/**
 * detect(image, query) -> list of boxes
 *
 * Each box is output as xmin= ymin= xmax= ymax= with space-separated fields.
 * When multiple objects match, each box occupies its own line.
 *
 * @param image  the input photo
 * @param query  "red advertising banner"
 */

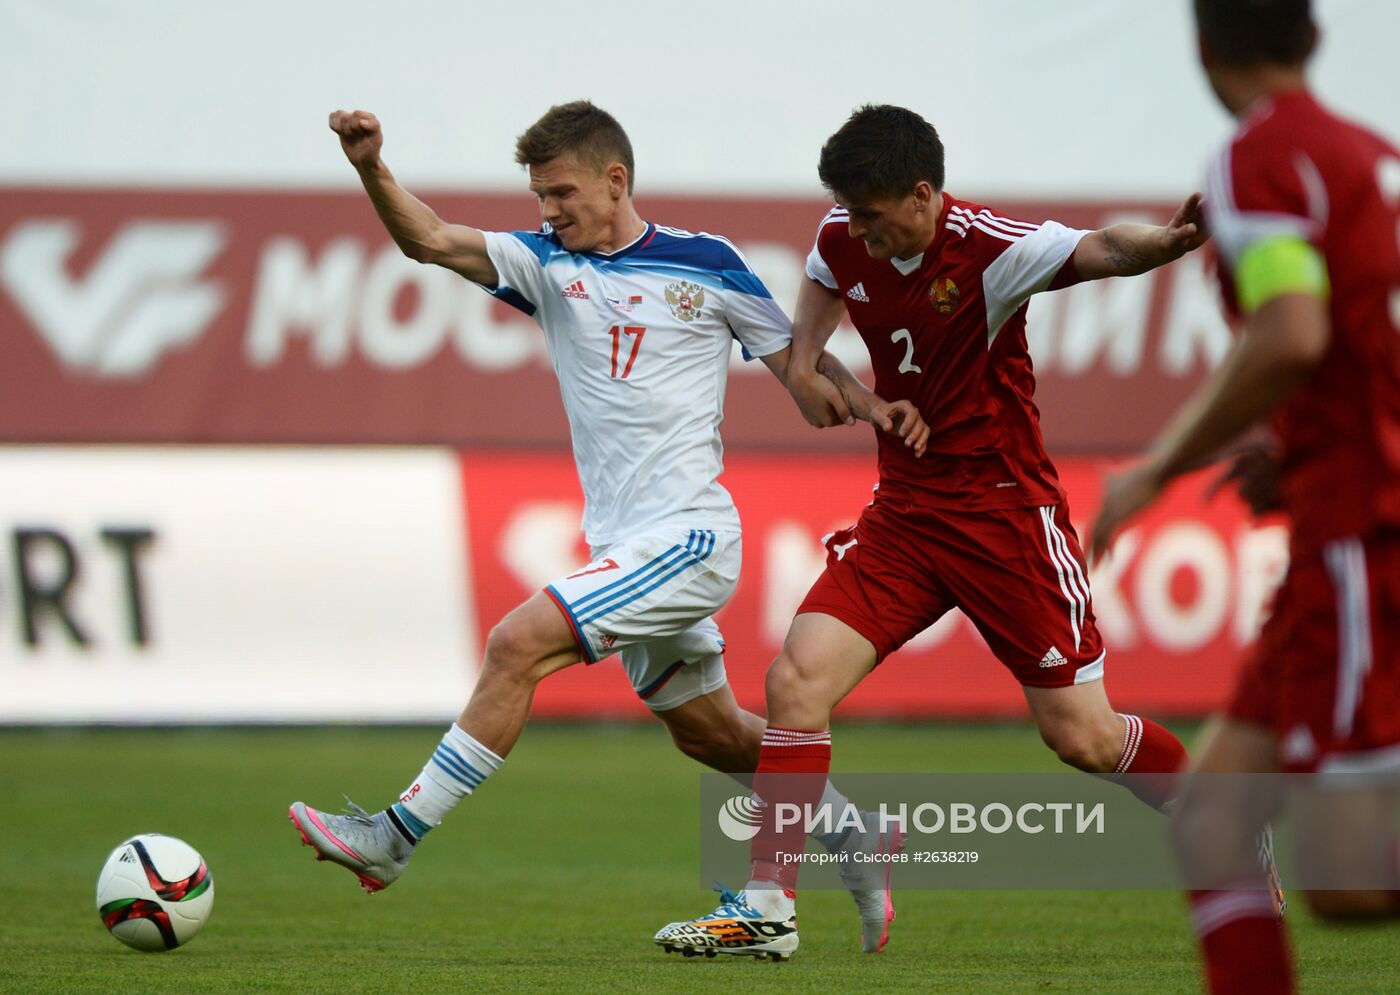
xmin=0 ymin=188 xmax=1230 ymax=452
xmin=461 ymin=453 xmax=1287 ymax=719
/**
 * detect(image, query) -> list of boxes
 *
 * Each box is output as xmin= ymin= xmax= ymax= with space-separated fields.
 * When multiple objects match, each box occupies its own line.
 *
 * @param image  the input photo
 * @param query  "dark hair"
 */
xmin=1193 ymin=0 xmax=1315 ymax=67
xmin=515 ymin=100 xmax=636 ymax=193
xmin=817 ymin=104 xmax=945 ymax=205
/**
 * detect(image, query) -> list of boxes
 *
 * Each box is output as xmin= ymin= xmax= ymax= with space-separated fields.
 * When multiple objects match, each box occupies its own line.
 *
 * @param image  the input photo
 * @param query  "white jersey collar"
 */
xmin=890 ymin=252 xmax=924 ymax=276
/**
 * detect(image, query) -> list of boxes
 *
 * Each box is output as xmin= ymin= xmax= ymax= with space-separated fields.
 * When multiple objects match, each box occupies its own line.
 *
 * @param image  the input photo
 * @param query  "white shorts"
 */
xmin=544 ymin=527 xmax=740 ymax=712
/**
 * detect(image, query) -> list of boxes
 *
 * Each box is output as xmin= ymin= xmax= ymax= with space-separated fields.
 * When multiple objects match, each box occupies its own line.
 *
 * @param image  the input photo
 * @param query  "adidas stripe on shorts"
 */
xmin=544 ymin=527 xmax=740 ymax=712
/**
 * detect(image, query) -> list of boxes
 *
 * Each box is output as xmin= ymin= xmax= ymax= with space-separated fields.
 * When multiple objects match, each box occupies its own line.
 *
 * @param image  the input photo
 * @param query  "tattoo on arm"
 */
xmin=1101 ymin=228 xmax=1148 ymax=275
xmin=818 ymin=360 xmax=857 ymax=414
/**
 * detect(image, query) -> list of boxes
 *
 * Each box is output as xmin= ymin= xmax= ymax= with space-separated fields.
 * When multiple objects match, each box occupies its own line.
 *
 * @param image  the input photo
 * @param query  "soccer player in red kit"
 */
xmin=1090 ymin=2 xmax=1400 ymax=993
xmin=655 ymin=104 xmax=1209 ymax=960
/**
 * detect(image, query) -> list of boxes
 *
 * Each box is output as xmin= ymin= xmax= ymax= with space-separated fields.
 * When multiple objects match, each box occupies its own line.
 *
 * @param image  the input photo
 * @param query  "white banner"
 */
xmin=0 ymin=447 xmax=477 ymax=721
xmin=2 ymin=1 xmax=1391 ymax=196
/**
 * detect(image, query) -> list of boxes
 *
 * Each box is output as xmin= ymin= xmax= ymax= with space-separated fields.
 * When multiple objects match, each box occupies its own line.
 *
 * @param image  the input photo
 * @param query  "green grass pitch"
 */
xmin=1 ymin=723 xmax=1393 ymax=993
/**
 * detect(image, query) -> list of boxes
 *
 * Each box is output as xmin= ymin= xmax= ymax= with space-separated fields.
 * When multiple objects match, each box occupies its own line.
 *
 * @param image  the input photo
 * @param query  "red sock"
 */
xmin=1189 ymin=888 xmax=1293 ymax=994
xmin=1112 ymin=714 xmax=1188 ymax=810
xmin=749 ymin=727 xmax=831 ymax=891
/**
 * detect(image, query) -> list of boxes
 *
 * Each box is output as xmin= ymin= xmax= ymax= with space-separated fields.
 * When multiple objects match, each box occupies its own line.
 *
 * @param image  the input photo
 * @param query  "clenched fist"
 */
xmin=329 ymin=109 xmax=384 ymax=169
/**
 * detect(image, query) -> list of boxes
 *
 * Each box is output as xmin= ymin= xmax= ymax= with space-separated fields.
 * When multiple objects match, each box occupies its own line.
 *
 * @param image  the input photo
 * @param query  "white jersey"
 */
xmin=481 ymin=223 xmax=791 ymax=547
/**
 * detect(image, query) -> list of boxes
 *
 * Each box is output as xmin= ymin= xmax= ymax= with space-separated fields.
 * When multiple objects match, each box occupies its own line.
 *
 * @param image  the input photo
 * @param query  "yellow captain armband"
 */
xmin=1234 ymin=235 xmax=1330 ymax=314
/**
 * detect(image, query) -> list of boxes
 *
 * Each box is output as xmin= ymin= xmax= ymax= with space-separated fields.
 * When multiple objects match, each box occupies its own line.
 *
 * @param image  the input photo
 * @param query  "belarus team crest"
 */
xmin=928 ymin=276 xmax=960 ymax=315
xmin=665 ymin=281 xmax=706 ymax=322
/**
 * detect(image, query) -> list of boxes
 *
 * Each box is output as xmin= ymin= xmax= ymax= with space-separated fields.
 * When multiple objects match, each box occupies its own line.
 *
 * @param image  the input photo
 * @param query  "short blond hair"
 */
xmin=514 ymin=101 xmax=635 ymax=193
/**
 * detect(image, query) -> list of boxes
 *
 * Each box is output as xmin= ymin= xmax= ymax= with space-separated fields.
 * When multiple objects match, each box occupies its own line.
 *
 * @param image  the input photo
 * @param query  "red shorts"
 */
xmin=1228 ymin=531 xmax=1400 ymax=774
xmin=797 ymin=489 xmax=1105 ymax=687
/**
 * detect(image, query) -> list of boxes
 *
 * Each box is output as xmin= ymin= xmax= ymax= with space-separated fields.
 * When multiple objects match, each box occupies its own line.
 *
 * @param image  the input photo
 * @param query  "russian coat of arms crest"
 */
xmin=665 ymin=281 xmax=705 ymax=322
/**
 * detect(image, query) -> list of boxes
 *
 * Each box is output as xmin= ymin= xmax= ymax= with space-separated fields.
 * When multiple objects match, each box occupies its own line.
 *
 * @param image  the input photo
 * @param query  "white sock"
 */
xmin=390 ymin=724 xmax=502 ymax=840
xmin=743 ymin=881 xmax=796 ymax=917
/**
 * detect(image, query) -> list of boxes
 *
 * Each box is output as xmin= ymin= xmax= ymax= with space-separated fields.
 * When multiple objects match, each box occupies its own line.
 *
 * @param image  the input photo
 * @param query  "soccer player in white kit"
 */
xmin=290 ymin=101 xmax=927 ymax=952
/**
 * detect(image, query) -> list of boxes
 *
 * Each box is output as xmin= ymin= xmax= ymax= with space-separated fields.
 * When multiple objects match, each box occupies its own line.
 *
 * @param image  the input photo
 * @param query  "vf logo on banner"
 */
xmin=0 ymin=220 xmax=227 ymax=376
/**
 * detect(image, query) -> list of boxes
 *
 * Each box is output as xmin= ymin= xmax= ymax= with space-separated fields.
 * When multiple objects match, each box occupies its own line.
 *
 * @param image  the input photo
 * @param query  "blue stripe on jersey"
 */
xmin=588 ymin=258 xmax=772 ymax=298
xmin=568 ymin=542 xmax=688 ymax=616
xmin=576 ymin=531 xmax=715 ymax=624
xmin=512 ymin=224 xmax=774 ymax=300
xmin=634 ymin=228 xmax=735 ymax=267
xmin=485 ymin=284 xmax=537 ymax=316
xmin=720 ymin=267 xmax=769 ymax=298
xmin=508 ymin=229 xmax=558 ymax=265
xmin=432 ymin=746 xmax=485 ymax=788
xmin=639 ymin=229 xmax=772 ymax=300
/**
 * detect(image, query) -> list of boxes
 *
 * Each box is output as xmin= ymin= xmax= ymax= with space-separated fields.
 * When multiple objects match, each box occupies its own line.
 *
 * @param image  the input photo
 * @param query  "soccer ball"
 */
xmin=96 ymin=834 xmax=214 ymax=952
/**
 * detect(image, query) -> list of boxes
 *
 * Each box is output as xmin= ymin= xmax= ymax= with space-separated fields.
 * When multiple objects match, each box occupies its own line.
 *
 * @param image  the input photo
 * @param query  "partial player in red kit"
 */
xmin=655 ymin=103 xmax=1210 ymax=960
xmin=1091 ymin=2 xmax=1400 ymax=993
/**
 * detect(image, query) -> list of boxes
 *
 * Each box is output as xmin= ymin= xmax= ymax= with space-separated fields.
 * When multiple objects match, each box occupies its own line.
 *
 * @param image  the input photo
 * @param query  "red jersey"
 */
xmin=1205 ymin=90 xmax=1400 ymax=554
xmin=807 ymin=196 xmax=1088 ymax=509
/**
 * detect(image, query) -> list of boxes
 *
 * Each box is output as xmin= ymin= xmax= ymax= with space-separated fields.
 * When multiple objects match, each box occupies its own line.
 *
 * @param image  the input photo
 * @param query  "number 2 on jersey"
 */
xmin=608 ymin=325 xmax=647 ymax=379
xmin=891 ymin=328 xmax=922 ymax=374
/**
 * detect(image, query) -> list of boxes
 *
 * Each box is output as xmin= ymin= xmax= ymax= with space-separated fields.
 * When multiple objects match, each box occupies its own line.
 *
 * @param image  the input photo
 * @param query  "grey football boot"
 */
xmin=834 ymin=810 xmax=907 ymax=952
xmin=288 ymin=799 xmax=414 ymax=893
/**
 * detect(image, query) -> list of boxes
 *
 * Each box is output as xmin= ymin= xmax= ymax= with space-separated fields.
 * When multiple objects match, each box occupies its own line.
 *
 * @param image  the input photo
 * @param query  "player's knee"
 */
xmin=764 ymin=655 xmax=800 ymax=703
xmin=1038 ymin=722 xmax=1119 ymax=772
xmin=481 ymin=620 xmax=542 ymax=684
xmin=1048 ymin=737 xmax=1102 ymax=772
xmin=764 ymin=652 xmax=826 ymax=709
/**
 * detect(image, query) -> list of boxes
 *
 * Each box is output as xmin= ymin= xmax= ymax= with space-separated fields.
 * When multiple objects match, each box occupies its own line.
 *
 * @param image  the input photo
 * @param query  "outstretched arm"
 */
xmin=329 ymin=110 xmax=497 ymax=285
xmin=1072 ymin=192 xmax=1208 ymax=280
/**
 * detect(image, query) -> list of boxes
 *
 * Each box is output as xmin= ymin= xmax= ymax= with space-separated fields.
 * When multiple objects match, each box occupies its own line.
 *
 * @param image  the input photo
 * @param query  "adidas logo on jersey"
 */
xmin=561 ymin=280 xmax=589 ymax=300
xmin=1039 ymin=647 xmax=1068 ymax=668
xmin=846 ymin=282 xmax=870 ymax=303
